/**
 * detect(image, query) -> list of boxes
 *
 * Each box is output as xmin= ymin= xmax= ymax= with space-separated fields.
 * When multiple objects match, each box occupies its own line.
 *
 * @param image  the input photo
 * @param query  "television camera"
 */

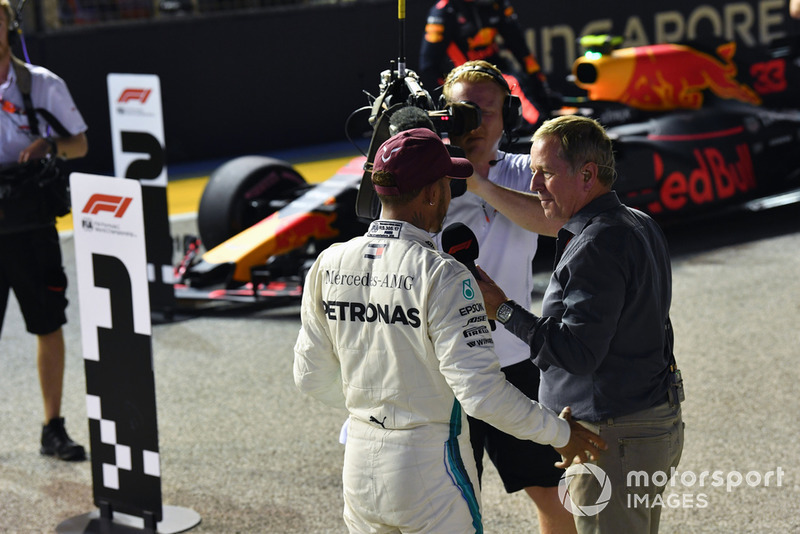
xmin=354 ymin=61 xmax=481 ymax=219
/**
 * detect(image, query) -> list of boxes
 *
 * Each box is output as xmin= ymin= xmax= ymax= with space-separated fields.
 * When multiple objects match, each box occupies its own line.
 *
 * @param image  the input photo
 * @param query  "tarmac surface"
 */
xmin=1 ymin=197 xmax=800 ymax=533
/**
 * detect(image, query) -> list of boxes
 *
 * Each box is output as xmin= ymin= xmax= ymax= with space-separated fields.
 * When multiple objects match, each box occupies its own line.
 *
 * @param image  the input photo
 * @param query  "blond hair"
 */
xmin=442 ymin=60 xmax=508 ymax=102
xmin=1 ymin=0 xmax=14 ymax=28
xmin=534 ymin=115 xmax=617 ymax=186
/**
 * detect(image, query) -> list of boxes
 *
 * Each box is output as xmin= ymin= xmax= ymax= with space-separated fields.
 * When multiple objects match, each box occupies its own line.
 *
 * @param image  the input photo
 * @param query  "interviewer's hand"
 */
xmin=553 ymin=407 xmax=607 ymax=469
xmin=474 ymin=265 xmax=507 ymax=320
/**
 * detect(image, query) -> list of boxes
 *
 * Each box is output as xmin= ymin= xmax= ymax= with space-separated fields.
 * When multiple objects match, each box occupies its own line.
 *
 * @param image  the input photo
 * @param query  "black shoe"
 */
xmin=40 ymin=417 xmax=87 ymax=461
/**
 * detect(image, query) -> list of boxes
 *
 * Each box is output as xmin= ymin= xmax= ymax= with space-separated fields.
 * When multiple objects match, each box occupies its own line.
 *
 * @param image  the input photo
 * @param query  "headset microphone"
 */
xmin=489 ymin=152 xmax=507 ymax=167
xmin=441 ymin=222 xmax=495 ymax=330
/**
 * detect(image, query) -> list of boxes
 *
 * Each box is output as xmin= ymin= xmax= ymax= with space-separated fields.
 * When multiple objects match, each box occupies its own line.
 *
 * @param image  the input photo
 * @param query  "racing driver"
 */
xmin=293 ymin=127 xmax=605 ymax=533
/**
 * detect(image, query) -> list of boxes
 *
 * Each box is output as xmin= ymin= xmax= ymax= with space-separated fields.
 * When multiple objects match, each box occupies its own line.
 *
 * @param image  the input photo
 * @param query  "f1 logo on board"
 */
xmin=82 ymin=194 xmax=133 ymax=218
xmin=118 ymin=88 xmax=152 ymax=104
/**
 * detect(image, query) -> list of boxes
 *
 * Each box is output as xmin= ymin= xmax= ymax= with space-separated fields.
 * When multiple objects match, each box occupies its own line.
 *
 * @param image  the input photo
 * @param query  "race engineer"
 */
xmin=293 ymin=127 xmax=605 ymax=533
xmin=0 ymin=0 xmax=89 ymax=461
xmin=419 ymin=0 xmax=558 ymax=126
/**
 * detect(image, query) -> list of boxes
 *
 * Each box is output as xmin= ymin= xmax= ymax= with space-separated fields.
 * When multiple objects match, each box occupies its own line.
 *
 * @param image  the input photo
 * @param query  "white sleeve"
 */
xmin=293 ymin=258 xmax=346 ymax=408
xmin=491 ymin=153 xmax=531 ymax=192
xmin=31 ymin=67 xmax=88 ymax=136
xmin=428 ymin=260 xmax=570 ymax=447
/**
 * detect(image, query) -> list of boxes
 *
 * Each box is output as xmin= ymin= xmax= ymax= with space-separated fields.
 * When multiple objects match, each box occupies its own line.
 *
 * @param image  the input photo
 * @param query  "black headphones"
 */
xmin=446 ymin=64 xmax=523 ymax=133
xmin=5 ymin=6 xmax=19 ymax=45
xmin=8 ymin=23 xmax=19 ymax=46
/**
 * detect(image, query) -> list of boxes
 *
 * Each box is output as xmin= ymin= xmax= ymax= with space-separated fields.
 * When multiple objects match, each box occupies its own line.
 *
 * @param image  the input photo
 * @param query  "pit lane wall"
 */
xmin=17 ymin=0 xmax=800 ymax=176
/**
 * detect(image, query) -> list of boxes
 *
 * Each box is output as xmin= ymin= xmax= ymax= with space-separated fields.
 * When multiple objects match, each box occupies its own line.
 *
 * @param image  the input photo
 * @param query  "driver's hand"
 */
xmin=553 ymin=407 xmax=608 ymax=469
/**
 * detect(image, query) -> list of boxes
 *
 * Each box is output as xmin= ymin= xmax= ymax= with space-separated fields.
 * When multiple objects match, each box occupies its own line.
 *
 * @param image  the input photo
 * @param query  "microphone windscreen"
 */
xmin=442 ymin=222 xmax=495 ymax=330
xmin=389 ymin=106 xmax=436 ymax=135
xmin=441 ymin=222 xmax=479 ymax=265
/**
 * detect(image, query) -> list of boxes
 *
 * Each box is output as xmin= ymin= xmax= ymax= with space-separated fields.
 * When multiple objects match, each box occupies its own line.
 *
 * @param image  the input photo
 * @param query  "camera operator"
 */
xmin=1 ymin=0 xmax=88 ymax=461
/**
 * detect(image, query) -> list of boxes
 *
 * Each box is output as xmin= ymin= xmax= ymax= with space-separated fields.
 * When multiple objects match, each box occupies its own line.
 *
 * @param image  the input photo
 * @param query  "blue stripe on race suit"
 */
xmin=444 ymin=400 xmax=482 ymax=533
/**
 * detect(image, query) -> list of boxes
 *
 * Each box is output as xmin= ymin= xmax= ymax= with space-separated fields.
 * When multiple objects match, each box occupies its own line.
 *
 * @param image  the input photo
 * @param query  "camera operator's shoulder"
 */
xmin=24 ymin=64 xmax=72 ymax=94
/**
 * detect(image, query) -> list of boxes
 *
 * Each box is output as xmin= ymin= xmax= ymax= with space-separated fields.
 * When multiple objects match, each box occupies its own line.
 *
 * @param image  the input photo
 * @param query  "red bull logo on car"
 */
xmin=573 ymin=42 xmax=762 ymax=111
xmin=646 ymin=142 xmax=756 ymax=214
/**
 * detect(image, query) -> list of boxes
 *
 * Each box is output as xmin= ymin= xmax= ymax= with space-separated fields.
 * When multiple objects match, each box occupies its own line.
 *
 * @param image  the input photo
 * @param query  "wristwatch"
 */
xmin=496 ymin=300 xmax=516 ymax=325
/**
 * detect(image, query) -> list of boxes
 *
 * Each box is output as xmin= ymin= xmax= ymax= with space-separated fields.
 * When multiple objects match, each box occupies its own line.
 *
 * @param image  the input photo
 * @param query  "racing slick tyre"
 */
xmin=197 ymin=156 xmax=307 ymax=250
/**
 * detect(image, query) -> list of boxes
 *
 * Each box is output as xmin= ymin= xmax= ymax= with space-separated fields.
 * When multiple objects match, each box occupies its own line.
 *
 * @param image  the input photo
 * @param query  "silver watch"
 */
xmin=496 ymin=300 xmax=515 ymax=325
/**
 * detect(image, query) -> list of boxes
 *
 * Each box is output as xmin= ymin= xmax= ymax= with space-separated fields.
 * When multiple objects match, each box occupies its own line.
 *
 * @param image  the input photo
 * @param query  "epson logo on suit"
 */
xmin=459 ymin=303 xmax=485 ymax=316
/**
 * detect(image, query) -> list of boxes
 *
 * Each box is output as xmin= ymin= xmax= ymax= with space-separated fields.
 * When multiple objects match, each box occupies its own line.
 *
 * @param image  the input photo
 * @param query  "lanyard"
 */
xmin=1 ymin=96 xmax=50 ymax=137
xmin=1 ymin=97 xmax=23 ymax=115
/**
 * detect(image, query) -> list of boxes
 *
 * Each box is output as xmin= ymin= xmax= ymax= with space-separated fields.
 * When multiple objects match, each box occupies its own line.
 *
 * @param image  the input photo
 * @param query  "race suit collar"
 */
xmin=366 ymin=219 xmax=437 ymax=249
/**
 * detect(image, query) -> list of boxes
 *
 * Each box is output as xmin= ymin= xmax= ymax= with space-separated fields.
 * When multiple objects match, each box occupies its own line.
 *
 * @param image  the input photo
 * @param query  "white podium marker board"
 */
xmin=107 ymin=74 xmax=175 ymax=316
xmin=60 ymin=173 xmax=199 ymax=533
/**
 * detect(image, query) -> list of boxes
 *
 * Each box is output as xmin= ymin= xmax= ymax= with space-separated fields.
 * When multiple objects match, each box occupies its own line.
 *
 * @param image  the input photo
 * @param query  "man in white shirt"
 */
xmin=1 ymin=0 xmax=88 ymax=461
xmin=439 ymin=60 xmax=574 ymax=534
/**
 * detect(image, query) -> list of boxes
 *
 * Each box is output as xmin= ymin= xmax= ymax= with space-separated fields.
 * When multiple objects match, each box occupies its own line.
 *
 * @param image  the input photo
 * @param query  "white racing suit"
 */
xmin=294 ymin=220 xmax=569 ymax=533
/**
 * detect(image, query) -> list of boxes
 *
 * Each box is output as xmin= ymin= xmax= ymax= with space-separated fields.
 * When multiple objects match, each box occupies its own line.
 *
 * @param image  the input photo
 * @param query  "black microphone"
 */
xmin=489 ymin=152 xmax=506 ymax=167
xmin=441 ymin=222 xmax=495 ymax=330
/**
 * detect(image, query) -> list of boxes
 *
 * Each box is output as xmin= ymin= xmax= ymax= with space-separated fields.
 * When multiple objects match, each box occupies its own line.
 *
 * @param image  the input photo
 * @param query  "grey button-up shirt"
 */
xmin=505 ymin=192 xmax=673 ymax=421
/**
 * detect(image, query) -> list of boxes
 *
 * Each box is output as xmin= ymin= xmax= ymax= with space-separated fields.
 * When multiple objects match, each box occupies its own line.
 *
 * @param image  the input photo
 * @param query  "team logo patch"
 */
xmin=459 ymin=303 xmax=484 ymax=316
xmin=364 ymin=242 xmax=388 ymax=260
xmin=462 ymin=279 xmax=475 ymax=300
xmin=462 ymin=314 xmax=487 ymax=327
xmin=463 ymin=325 xmax=489 ymax=338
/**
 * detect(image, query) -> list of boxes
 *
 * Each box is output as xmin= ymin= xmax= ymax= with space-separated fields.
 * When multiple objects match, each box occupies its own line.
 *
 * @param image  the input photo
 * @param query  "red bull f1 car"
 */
xmin=173 ymin=35 xmax=800 ymax=305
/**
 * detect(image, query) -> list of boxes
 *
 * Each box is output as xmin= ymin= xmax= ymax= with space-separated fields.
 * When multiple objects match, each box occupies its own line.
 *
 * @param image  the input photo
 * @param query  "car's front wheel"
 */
xmin=197 ymin=156 xmax=307 ymax=250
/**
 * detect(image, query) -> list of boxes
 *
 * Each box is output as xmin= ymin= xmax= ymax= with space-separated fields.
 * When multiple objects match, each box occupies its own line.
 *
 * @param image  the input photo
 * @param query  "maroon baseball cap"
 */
xmin=372 ymin=128 xmax=473 ymax=196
